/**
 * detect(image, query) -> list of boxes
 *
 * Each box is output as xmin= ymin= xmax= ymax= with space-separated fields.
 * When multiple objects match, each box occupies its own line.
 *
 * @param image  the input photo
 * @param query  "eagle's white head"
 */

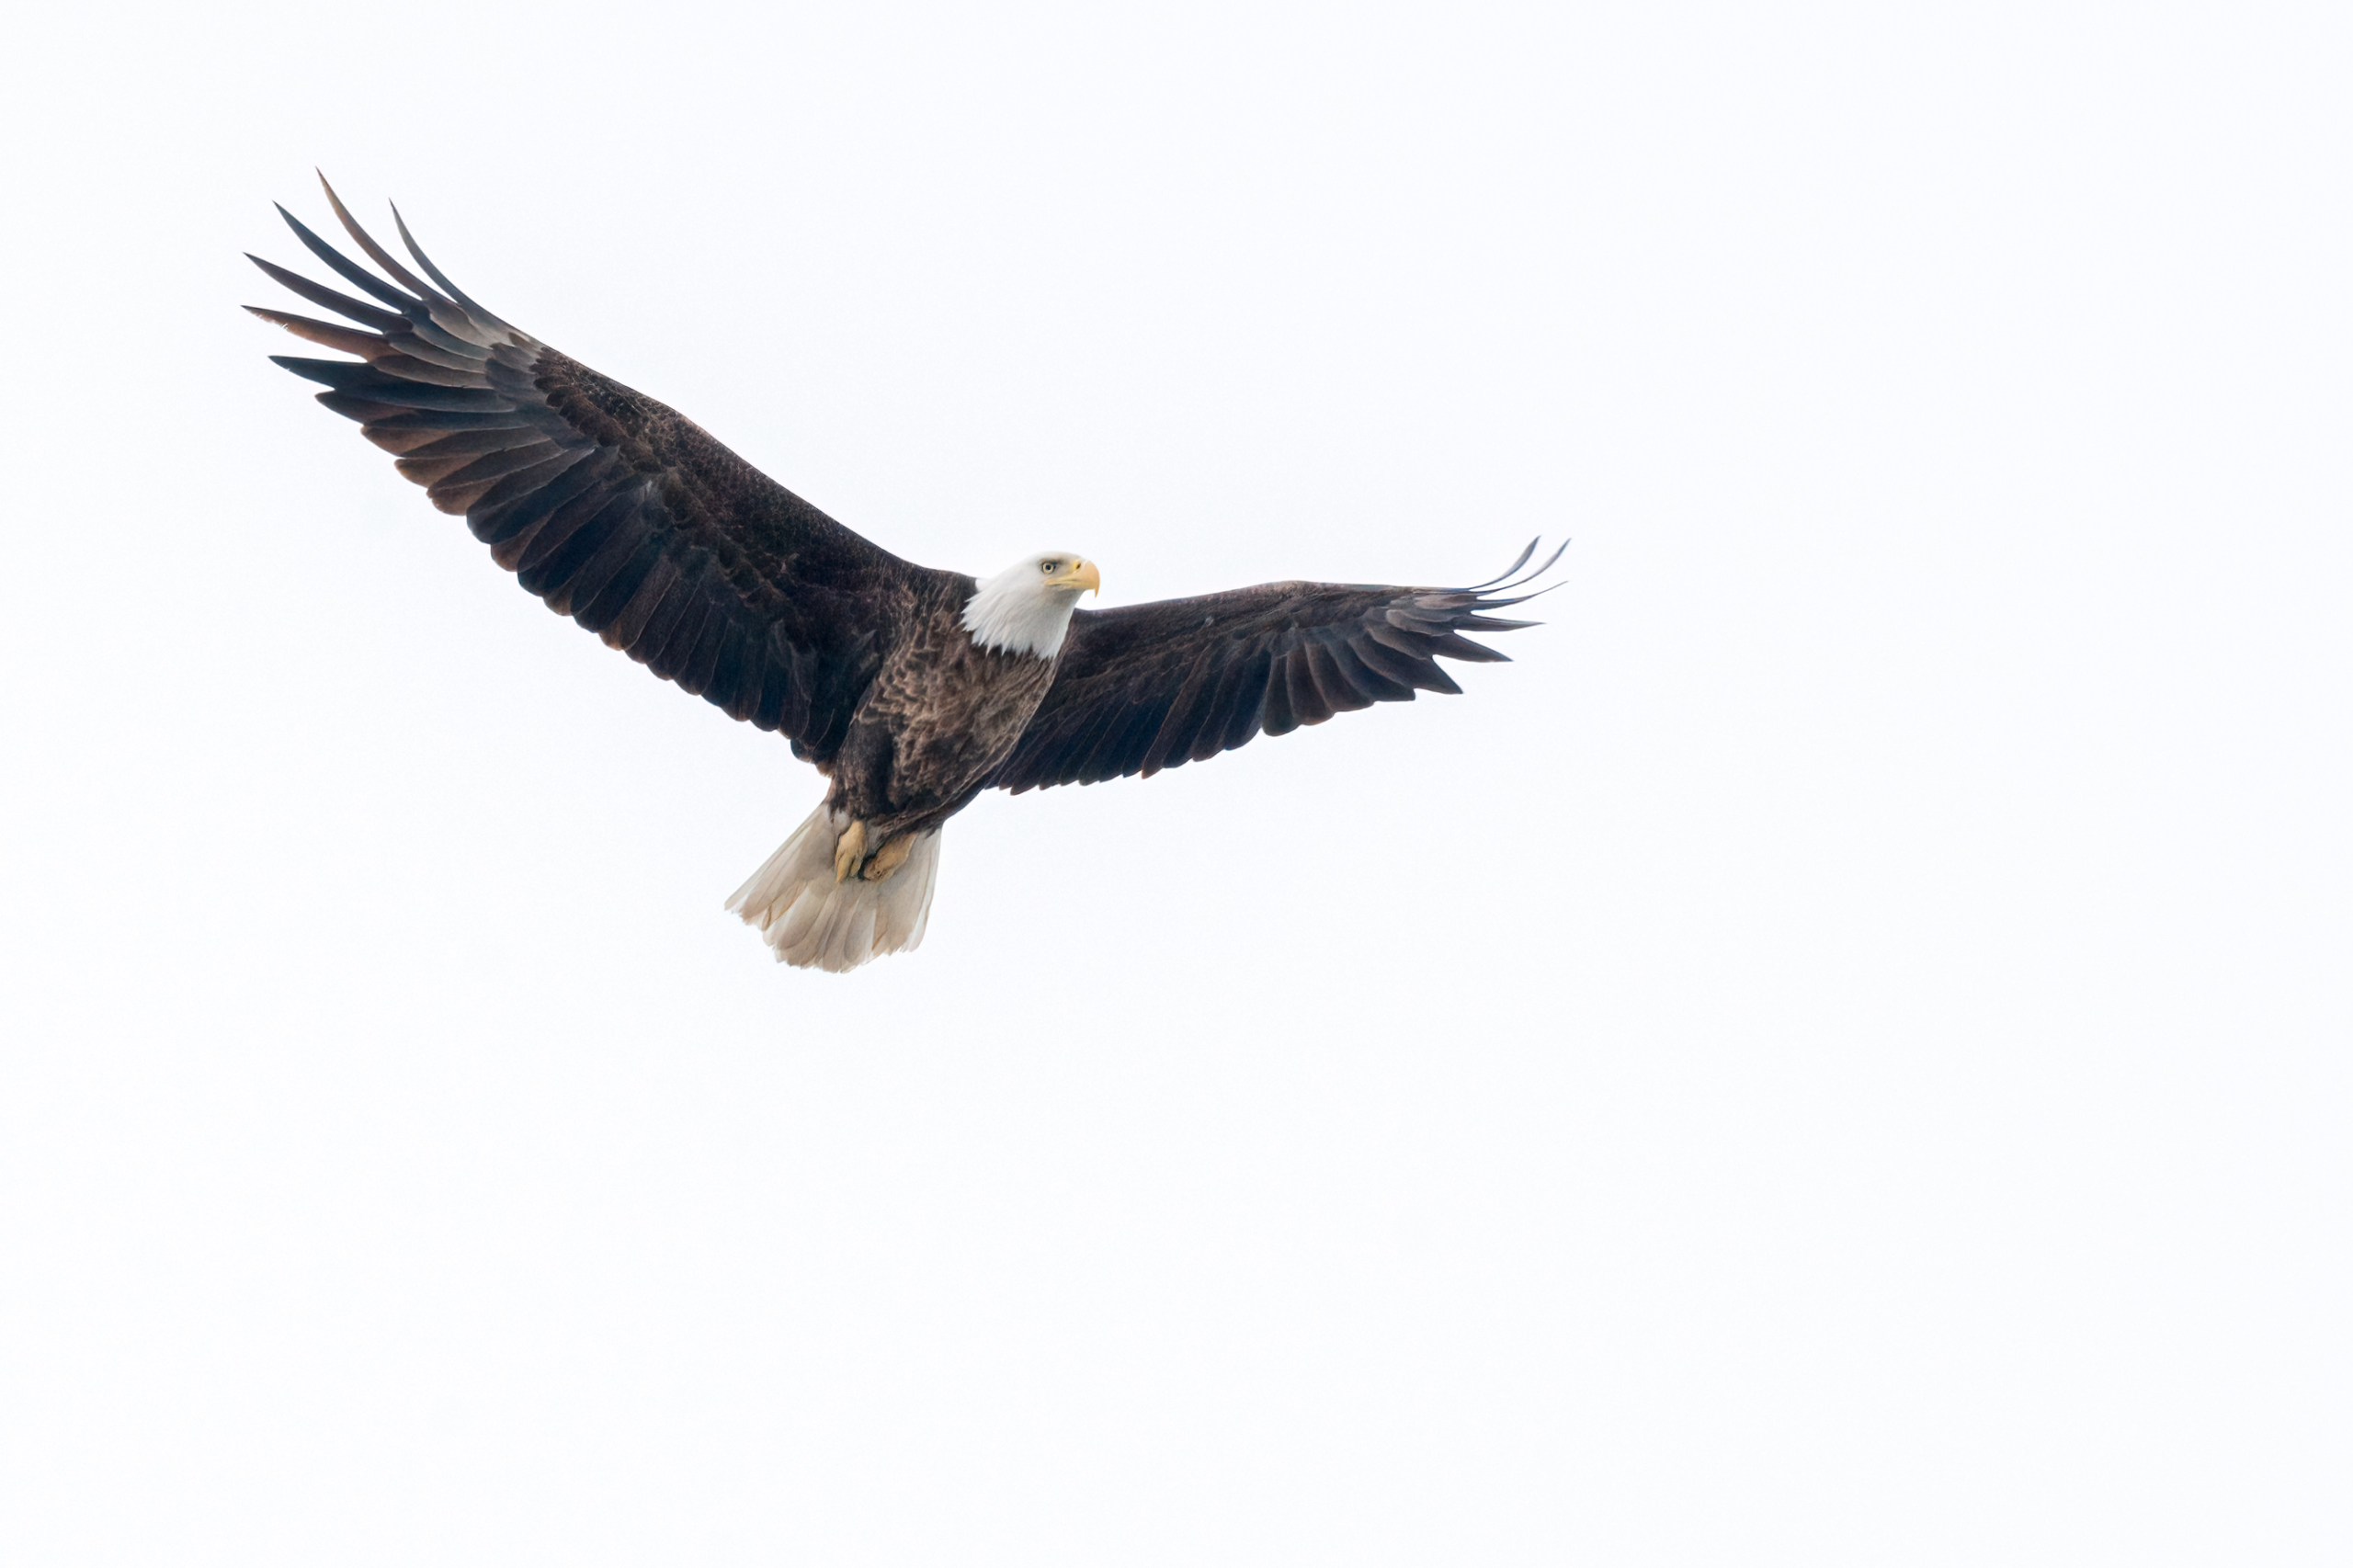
xmin=962 ymin=551 xmax=1101 ymax=658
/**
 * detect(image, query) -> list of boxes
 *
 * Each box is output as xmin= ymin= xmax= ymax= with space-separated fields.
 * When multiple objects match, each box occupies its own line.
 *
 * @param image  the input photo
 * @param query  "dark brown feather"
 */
xmin=401 ymin=426 xmax=551 ymax=461
xmin=578 ymin=538 xmax=668 ymax=640
xmin=246 ymin=254 xmax=408 ymax=331
xmin=598 ymin=551 xmax=682 ymax=652
xmin=276 ymin=205 xmax=416 ymax=310
xmin=368 ymin=352 xmax=485 ymax=388
xmin=317 ymin=176 xmax=453 ymax=311
xmin=471 ymin=451 xmax=608 ymax=546
xmin=244 ymin=307 xmax=387 ymax=359
xmin=1260 ymin=655 xmax=1300 ymax=737
xmin=392 ymin=451 xmax=483 ymax=488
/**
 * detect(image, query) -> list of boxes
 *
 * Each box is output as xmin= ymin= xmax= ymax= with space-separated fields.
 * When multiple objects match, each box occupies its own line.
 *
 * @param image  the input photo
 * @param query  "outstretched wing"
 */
xmin=991 ymin=542 xmax=1563 ymax=792
xmin=248 ymin=178 xmax=957 ymax=765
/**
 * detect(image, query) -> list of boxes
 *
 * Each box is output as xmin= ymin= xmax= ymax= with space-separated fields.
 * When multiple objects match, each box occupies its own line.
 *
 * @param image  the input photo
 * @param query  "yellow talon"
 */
xmin=861 ymin=834 xmax=915 ymax=882
xmin=833 ymin=819 xmax=868 ymax=882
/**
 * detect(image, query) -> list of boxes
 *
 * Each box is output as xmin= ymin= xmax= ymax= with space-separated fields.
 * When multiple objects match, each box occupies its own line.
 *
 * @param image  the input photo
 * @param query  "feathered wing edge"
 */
xmin=992 ymin=539 xmax=1567 ymax=793
xmin=250 ymin=176 xmax=529 ymax=375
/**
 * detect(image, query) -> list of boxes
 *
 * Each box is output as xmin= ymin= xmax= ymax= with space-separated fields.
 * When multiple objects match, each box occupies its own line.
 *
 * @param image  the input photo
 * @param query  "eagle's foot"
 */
xmin=860 ymin=833 xmax=916 ymax=882
xmin=832 ymin=819 xmax=868 ymax=883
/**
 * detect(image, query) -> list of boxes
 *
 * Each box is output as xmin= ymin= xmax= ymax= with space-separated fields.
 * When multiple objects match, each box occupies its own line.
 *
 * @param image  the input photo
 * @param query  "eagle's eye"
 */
xmin=1040 ymin=561 xmax=1057 ymax=574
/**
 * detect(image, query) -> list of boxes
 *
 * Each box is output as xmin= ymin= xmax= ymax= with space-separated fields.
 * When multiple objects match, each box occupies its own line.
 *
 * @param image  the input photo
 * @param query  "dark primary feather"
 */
xmin=249 ymin=176 xmax=956 ymax=765
xmin=991 ymin=542 xmax=1563 ymax=793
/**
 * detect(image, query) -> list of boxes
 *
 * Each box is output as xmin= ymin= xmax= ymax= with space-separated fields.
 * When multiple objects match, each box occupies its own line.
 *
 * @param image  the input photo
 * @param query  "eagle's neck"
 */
xmin=961 ymin=570 xmax=1080 ymax=658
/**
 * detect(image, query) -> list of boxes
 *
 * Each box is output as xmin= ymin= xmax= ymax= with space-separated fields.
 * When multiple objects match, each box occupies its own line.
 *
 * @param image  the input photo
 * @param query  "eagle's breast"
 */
xmin=842 ymin=587 xmax=1061 ymax=825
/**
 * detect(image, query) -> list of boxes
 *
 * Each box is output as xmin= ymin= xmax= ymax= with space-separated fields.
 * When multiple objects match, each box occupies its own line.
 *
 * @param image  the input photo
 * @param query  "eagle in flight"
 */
xmin=250 ymin=179 xmax=1563 ymax=971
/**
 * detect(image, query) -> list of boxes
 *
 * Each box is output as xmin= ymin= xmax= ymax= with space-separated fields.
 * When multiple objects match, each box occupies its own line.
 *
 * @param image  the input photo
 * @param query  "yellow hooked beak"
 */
xmin=1064 ymin=560 xmax=1101 ymax=597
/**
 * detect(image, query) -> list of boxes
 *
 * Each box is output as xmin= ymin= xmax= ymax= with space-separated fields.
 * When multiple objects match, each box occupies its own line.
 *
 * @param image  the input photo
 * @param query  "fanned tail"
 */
xmin=725 ymin=805 xmax=941 ymax=972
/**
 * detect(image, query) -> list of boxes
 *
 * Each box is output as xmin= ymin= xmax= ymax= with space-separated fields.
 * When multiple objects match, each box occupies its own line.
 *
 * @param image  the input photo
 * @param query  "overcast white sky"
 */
xmin=4 ymin=2 xmax=2347 ymax=1562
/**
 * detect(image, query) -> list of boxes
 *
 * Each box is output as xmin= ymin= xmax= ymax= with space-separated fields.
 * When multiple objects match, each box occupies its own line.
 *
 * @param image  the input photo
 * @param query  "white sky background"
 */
xmin=3 ymin=1 xmax=2347 ymax=1562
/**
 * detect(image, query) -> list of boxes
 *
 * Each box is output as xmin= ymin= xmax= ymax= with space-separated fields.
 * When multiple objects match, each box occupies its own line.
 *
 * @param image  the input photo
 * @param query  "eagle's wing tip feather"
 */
xmin=1459 ymin=535 xmax=1569 ymax=596
xmin=1462 ymin=536 xmax=1540 ymax=591
xmin=390 ymin=199 xmax=508 ymax=328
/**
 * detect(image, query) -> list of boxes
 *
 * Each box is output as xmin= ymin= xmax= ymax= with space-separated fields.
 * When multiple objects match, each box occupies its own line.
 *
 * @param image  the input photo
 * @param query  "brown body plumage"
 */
xmin=827 ymin=576 xmax=1061 ymax=845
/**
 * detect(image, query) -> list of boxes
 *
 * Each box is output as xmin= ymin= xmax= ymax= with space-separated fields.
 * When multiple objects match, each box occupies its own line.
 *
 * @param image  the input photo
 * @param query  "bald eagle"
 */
xmin=249 ymin=181 xmax=1563 ymax=971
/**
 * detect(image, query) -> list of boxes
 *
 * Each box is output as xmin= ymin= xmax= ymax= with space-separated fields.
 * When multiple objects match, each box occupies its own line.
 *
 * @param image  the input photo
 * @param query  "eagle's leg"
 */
xmin=832 ymin=819 xmax=868 ymax=883
xmin=861 ymin=833 xmax=916 ymax=882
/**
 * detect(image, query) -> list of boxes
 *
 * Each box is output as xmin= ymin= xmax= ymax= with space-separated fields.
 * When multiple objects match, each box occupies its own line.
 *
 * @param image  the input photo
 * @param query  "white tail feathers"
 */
xmin=725 ymin=805 xmax=942 ymax=972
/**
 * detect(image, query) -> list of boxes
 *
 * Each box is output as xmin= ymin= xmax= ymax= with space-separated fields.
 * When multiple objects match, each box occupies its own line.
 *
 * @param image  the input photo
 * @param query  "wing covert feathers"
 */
xmin=249 ymin=177 xmax=942 ymax=764
xmin=992 ymin=541 xmax=1563 ymax=792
